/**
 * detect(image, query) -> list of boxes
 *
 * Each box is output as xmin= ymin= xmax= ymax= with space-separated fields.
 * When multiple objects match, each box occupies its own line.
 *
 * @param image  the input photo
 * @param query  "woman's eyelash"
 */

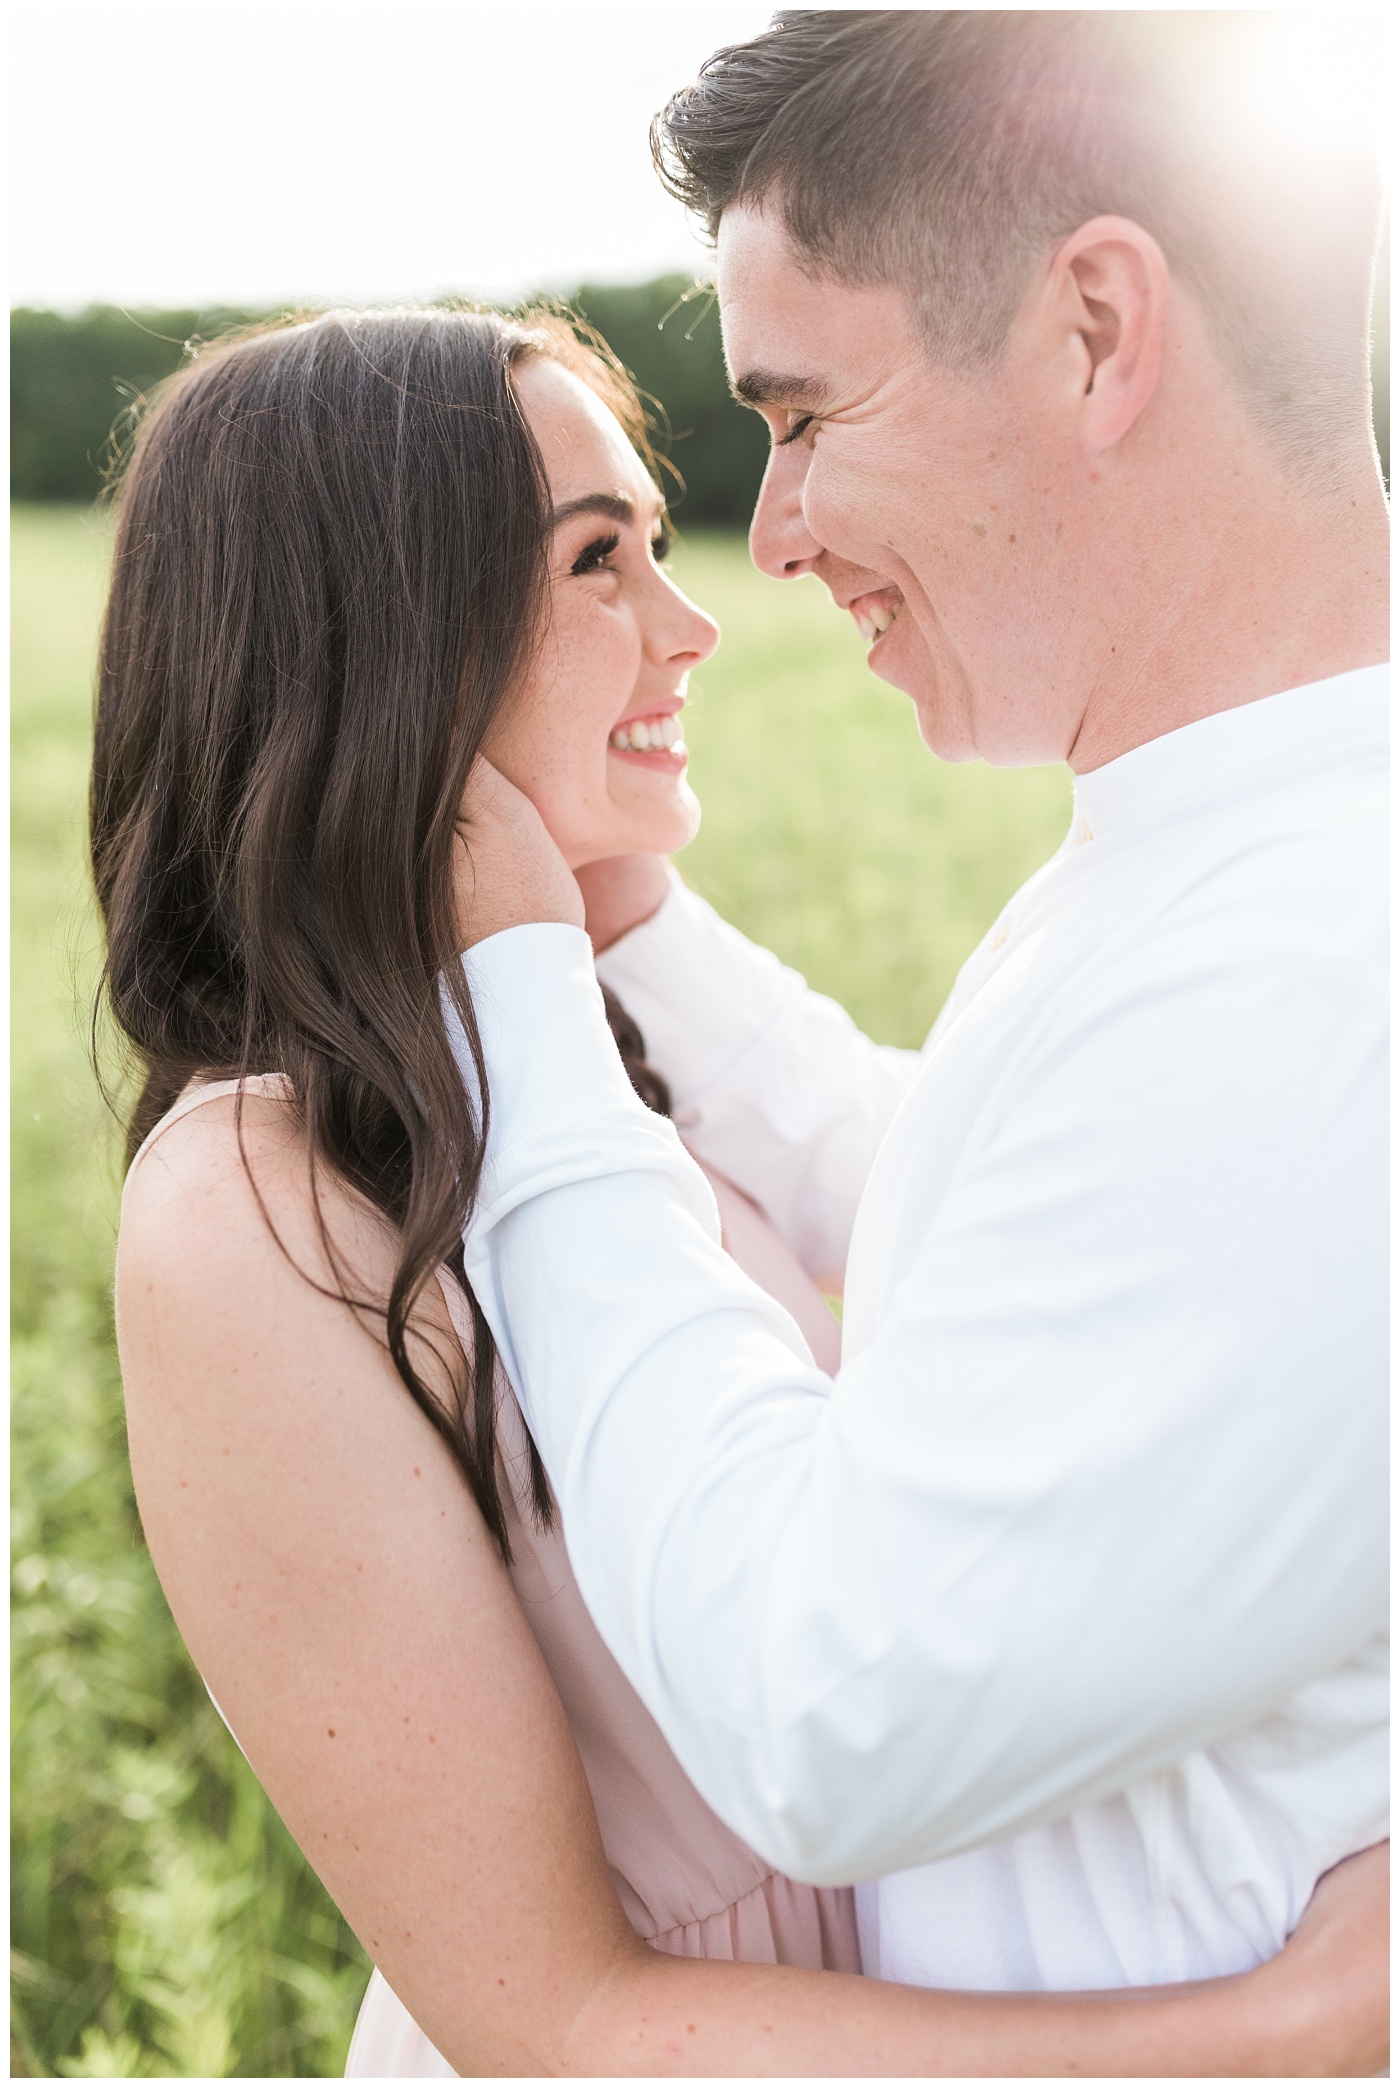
xmin=570 ymin=524 xmax=673 ymax=576
xmin=571 ymin=532 xmax=621 ymax=576
xmin=778 ymin=415 xmax=815 ymax=448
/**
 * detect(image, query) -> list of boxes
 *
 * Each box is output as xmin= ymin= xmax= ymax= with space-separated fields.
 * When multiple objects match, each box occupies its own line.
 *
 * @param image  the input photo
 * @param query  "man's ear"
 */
xmin=1049 ymin=215 xmax=1170 ymax=452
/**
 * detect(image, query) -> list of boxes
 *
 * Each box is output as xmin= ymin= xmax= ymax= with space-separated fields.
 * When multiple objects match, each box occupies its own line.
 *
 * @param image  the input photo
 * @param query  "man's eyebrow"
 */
xmin=549 ymin=492 xmax=637 ymax=528
xmin=730 ymin=369 xmax=831 ymax=411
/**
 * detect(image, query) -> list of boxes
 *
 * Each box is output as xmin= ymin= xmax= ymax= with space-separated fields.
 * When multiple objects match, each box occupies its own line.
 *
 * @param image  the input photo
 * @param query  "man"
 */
xmin=458 ymin=12 xmax=1388 ymax=1991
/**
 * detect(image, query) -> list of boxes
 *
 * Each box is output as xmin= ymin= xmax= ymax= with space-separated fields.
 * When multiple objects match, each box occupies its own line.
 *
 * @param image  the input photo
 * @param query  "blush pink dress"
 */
xmin=126 ymin=1078 xmax=859 ymax=2080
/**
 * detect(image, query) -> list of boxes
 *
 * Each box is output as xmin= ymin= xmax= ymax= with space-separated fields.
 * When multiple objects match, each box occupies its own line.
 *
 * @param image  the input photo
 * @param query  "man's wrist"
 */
xmin=458 ymin=923 xmax=669 ymax=1211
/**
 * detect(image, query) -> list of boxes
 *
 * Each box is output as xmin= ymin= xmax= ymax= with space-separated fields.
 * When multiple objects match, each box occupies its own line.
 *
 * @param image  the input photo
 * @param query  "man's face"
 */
xmin=717 ymin=203 xmax=1106 ymax=767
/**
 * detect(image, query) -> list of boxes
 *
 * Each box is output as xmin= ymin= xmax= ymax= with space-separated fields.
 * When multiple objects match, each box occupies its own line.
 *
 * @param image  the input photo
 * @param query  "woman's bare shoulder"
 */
xmin=118 ymin=1088 xmax=397 ymax=1318
xmin=115 ymin=1085 xmax=466 ymax=1567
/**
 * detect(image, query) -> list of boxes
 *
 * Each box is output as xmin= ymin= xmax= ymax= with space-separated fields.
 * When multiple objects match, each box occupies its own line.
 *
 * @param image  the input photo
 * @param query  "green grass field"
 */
xmin=10 ymin=504 xmax=1071 ymax=2077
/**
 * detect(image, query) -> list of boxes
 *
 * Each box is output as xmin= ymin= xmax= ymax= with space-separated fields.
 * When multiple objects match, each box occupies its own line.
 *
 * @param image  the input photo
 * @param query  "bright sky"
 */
xmin=10 ymin=4 xmax=776 ymax=311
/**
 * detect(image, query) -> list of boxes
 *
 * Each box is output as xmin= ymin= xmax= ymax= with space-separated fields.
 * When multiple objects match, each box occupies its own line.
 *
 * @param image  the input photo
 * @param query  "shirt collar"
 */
xmin=1072 ymin=662 xmax=1389 ymax=842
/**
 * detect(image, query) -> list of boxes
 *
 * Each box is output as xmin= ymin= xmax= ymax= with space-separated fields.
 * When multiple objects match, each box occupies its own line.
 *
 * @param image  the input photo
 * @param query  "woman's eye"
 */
xmin=651 ymin=526 xmax=673 ymax=564
xmin=571 ymin=531 xmax=621 ymax=577
xmin=777 ymin=414 xmax=815 ymax=449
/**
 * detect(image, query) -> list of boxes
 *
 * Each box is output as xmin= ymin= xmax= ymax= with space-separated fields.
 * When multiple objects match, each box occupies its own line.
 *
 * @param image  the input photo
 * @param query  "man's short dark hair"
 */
xmin=653 ymin=10 xmax=1383 ymax=478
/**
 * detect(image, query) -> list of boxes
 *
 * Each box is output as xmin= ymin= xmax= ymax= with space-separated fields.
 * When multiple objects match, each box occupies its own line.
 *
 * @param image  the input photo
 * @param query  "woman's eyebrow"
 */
xmin=550 ymin=492 xmax=636 ymax=528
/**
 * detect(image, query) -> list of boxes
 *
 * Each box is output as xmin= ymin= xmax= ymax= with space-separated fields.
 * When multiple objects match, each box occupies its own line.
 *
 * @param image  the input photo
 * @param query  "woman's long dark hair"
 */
xmin=91 ymin=306 xmax=670 ymax=1553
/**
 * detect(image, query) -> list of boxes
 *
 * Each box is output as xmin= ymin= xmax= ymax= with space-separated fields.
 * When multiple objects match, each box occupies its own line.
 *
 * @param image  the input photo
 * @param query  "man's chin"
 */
xmin=868 ymin=652 xmax=979 ymax=765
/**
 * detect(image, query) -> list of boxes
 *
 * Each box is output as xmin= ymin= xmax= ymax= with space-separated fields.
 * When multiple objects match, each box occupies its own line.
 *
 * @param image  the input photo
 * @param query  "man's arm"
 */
xmin=458 ymin=922 xmax=1387 ymax=1885
xmin=595 ymin=873 xmax=919 ymax=1287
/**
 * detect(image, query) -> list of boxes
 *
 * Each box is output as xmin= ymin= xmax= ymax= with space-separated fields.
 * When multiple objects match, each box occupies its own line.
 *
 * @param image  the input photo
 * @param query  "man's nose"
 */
xmin=749 ymin=443 xmax=824 ymax=581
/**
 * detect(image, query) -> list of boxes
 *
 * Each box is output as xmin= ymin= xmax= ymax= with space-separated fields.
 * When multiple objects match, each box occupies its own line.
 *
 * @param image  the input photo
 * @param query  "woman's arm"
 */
xmin=567 ymin=1840 xmax=1387 ymax=2076
xmin=116 ymin=1093 xmax=1385 ymax=2078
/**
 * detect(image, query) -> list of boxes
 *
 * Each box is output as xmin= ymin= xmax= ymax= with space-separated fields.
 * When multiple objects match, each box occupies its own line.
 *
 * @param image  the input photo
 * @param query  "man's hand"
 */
xmin=453 ymin=759 xmax=584 ymax=951
xmin=573 ymin=856 xmax=671 ymax=955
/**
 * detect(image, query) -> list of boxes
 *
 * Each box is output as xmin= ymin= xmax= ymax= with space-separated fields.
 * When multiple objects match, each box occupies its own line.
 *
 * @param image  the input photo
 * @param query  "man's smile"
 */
xmin=841 ymin=585 xmax=905 ymax=646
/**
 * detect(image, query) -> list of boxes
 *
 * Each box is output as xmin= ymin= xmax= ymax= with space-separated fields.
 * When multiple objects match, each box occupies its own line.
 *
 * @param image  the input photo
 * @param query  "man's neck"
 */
xmin=1067 ymin=451 xmax=1389 ymax=776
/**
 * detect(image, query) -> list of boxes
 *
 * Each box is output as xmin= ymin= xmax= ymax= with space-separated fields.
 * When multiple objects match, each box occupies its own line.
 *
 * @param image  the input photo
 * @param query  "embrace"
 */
xmin=104 ymin=12 xmax=1387 ymax=2077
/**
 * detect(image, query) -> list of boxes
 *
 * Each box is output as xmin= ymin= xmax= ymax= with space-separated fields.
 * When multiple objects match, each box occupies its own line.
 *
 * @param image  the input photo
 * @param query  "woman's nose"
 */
xmin=678 ymin=594 xmax=720 ymax=665
xmin=654 ymin=578 xmax=720 ymax=667
xmin=749 ymin=442 xmax=824 ymax=581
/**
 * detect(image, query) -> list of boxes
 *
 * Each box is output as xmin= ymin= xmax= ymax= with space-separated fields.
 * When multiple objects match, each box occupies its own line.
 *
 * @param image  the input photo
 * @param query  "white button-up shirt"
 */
xmin=459 ymin=664 xmax=1388 ymax=1989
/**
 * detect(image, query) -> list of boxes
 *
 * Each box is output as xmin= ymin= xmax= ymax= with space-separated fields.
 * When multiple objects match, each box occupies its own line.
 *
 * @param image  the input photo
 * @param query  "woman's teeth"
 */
xmin=610 ymin=714 xmax=685 ymax=753
xmin=852 ymin=601 xmax=901 ymax=643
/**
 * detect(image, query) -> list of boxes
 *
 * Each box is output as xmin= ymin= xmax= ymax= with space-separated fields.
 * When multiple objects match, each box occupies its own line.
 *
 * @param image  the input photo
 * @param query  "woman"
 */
xmin=101 ymin=307 xmax=1386 ymax=2076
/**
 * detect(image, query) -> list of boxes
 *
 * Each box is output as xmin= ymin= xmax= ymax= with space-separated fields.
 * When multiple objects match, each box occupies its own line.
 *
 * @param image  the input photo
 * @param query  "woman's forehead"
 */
xmin=515 ymin=359 xmax=653 ymax=506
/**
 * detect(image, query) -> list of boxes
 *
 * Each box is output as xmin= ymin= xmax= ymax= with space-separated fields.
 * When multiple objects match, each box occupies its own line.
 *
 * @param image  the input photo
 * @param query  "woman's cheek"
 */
xmin=498 ymin=598 xmax=645 ymax=862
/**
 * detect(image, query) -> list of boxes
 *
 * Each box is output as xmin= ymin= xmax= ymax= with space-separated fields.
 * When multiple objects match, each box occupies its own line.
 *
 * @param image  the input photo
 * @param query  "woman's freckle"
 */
xmin=327 ymin=1728 xmax=336 ymax=1738
xmin=413 ymin=1467 xmax=421 ymax=1477
xmin=1008 ymin=533 xmax=1016 ymax=543
xmin=1090 ymin=470 xmax=1101 ymax=483
xmin=497 ymin=1978 xmax=505 ymax=1988
xmin=428 ymin=1733 xmax=436 ymax=1743
xmin=686 ymin=2024 xmax=696 ymax=2035
xmin=972 ymin=521 xmax=987 ymax=537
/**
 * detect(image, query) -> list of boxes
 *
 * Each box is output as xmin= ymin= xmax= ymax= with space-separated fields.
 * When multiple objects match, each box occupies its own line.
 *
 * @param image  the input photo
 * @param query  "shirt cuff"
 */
xmin=458 ymin=921 xmax=717 ymax=1237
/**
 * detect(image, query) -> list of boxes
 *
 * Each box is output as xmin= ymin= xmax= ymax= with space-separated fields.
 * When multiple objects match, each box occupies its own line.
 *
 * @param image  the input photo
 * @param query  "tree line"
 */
xmin=11 ymin=273 xmax=1389 ymax=516
xmin=9 ymin=282 xmax=770 ymax=526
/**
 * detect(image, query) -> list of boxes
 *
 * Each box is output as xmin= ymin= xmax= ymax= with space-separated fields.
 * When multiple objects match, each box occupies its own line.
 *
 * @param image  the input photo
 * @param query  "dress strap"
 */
xmin=124 ymin=1075 xmax=297 ymax=1195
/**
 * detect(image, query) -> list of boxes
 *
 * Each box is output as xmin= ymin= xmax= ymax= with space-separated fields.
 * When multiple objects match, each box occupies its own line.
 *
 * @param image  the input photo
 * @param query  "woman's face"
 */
xmin=484 ymin=358 xmax=719 ymax=870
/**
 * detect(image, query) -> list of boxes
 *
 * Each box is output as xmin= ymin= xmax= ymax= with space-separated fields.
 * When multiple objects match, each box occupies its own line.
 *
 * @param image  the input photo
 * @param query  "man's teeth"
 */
xmin=609 ymin=715 xmax=685 ymax=753
xmin=853 ymin=600 xmax=901 ymax=642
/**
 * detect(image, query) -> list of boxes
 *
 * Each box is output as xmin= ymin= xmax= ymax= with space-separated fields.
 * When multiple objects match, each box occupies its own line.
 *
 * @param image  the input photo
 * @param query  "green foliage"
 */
xmin=9 ymin=308 xmax=271 ymax=504
xmin=7 ymin=288 xmax=768 ymax=523
xmin=9 ymin=505 xmax=1070 ymax=2074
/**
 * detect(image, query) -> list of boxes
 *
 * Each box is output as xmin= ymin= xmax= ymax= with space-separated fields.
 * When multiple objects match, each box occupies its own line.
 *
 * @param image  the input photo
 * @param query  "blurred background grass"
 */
xmin=10 ymin=500 xmax=1071 ymax=2073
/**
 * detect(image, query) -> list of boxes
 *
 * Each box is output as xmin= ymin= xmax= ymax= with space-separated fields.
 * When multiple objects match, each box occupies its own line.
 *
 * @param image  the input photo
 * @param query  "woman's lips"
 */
xmin=608 ymin=709 xmax=687 ymax=770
